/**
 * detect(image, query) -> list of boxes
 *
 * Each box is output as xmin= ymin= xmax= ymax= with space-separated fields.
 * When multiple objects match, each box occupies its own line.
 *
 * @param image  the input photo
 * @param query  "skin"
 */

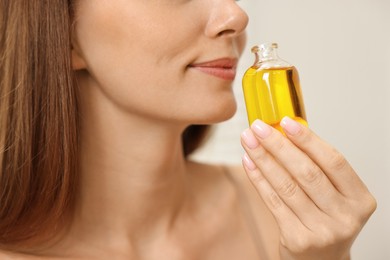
xmin=0 ymin=0 xmax=376 ymax=259
xmin=241 ymin=117 xmax=377 ymax=260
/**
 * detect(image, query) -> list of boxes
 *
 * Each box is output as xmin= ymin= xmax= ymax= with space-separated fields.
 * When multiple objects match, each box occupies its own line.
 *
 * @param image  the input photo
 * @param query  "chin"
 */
xmin=194 ymin=98 xmax=237 ymax=125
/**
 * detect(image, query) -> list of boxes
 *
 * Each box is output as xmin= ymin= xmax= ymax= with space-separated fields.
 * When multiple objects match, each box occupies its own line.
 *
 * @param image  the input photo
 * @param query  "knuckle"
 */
xmin=329 ymin=151 xmax=349 ymax=171
xmin=276 ymin=178 xmax=298 ymax=198
xmin=335 ymin=213 xmax=363 ymax=242
xmin=318 ymin=226 xmax=339 ymax=246
xmin=301 ymin=163 xmax=323 ymax=186
xmin=355 ymin=194 xmax=377 ymax=219
xmin=267 ymin=190 xmax=283 ymax=210
xmin=288 ymin=237 xmax=312 ymax=254
xmin=247 ymin=169 xmax=265 ymax=186
xmin=337 ymin=220 xmax=360 ymax=242
xmin=280 ymin=230 xmax=313 ymax=254
xmin=310 ymin=226 xmax=346 ymax=250
xmin=363 ymin=194 xmax=378 ymax=215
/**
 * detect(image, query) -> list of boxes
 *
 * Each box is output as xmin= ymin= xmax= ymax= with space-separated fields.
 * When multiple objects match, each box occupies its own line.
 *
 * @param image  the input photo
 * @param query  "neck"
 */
xmin=70 ymin=74 xmax=193 ymax=245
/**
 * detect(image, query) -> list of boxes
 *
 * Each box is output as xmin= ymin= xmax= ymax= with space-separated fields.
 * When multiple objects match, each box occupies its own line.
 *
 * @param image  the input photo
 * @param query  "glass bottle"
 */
xmin=242 ymin=43 xmax=307 ymax=132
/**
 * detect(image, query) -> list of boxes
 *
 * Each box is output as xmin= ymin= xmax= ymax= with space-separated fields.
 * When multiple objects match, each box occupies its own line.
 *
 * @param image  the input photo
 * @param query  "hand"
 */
xmin=240 ymin=117 xmax=376 ymax=260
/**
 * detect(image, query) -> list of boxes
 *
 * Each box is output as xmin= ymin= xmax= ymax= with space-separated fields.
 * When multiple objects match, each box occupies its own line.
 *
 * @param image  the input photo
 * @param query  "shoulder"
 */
xmin=187 ymin=162 xmax=267 ymax=213
xmin=188 ymin=161 xmax=279 ymax=236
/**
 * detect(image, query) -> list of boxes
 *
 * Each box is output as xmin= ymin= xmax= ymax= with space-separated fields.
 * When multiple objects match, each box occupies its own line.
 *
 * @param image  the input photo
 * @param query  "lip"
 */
xmin=188 ymin=58 xmax=238 ymax=81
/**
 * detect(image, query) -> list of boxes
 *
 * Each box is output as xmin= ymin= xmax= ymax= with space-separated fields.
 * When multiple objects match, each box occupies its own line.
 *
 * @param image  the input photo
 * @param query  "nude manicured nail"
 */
xmin=251 ymin=119 xmax=272 ymax=139
xmin=280 ymin=116 xmax=301 ymax=135
xmin=241 ymin=129 xmax=259 ymax=149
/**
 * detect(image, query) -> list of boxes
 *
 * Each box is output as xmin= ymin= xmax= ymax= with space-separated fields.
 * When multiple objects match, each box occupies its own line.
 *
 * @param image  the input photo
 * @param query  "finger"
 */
xmin=241 ymin=131 xmax=323 ymax=226
xmin=241 ymin=156 xmax=307 ymax=236
xmin=280 ymin=116 xmax=369 ymax=198
xmin=248 ymin=120 xmax=342 ymax=213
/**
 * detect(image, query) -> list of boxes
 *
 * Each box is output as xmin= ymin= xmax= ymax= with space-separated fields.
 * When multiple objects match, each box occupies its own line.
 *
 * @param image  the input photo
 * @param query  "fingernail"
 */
xmin=251 ymin=119 xmax=272 ymax=139
xmin=241 ymin=129 xmax=259 ymax=149
xmin=280 ymin=116 xmax=301 ymax=135
xmin=242 ymin=153 xmax=257 ymax=171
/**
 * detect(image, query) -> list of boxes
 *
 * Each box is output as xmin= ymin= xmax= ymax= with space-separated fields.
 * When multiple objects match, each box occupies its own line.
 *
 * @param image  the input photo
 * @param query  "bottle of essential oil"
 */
xmin=242 ymin=43 xmax=307 ymax=132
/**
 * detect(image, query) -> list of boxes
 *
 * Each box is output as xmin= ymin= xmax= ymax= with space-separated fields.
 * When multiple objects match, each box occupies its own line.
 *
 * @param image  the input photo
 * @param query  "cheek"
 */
xmin=74 ymin=1 xmax=199 ymax=73
xmin=73 ymin=2 xmax=236 ymax=123
xmin=73 ymin=4 xmax=176 ymax=110
xmin=74 ymin=2 xmax=198 ymax=97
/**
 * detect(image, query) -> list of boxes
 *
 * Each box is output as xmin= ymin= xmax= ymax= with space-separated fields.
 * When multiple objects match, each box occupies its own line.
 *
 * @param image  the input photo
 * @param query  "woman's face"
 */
xmin=72 ymin=0 xmax=248 ymax=125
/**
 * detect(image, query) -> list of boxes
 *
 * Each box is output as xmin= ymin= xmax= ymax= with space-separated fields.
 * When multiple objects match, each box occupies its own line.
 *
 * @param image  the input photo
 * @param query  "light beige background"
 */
xmin=191 ymin=0 xmax=390 ymax=259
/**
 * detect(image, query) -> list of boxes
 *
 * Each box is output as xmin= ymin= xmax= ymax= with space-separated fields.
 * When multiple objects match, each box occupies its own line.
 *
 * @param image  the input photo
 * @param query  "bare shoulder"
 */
xmin=188 ymin=161 xmax=280 ymax=240
xmin=187 ymin=161 xmax=273 ymax=221
xmin=187 ymin=162 xmax=280 ymax=258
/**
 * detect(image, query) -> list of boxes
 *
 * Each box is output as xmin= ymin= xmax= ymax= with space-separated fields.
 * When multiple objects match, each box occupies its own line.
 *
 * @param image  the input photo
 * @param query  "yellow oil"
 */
xmin=242 ymin=66 xmax=307 ymax=131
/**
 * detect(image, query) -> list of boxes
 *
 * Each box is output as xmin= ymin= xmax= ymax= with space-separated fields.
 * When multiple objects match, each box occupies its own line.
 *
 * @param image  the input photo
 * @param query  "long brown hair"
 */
xmin=0 ymin=0 xmax=209 ymax=248
xmin=0 ymin=0 xmax=78 ymax=246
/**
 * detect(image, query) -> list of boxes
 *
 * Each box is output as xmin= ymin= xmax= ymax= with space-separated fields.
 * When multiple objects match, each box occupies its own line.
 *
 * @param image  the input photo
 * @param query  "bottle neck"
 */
xmin=259 ymin=43 xmax=279 ymax=62
xmin=251 ymin=43 xmax=292 ymax=69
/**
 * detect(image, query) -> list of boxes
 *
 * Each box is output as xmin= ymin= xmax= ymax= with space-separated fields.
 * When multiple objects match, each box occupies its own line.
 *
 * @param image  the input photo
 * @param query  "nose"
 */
xmin=205 ymin=0 xmax=249 ymax=38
